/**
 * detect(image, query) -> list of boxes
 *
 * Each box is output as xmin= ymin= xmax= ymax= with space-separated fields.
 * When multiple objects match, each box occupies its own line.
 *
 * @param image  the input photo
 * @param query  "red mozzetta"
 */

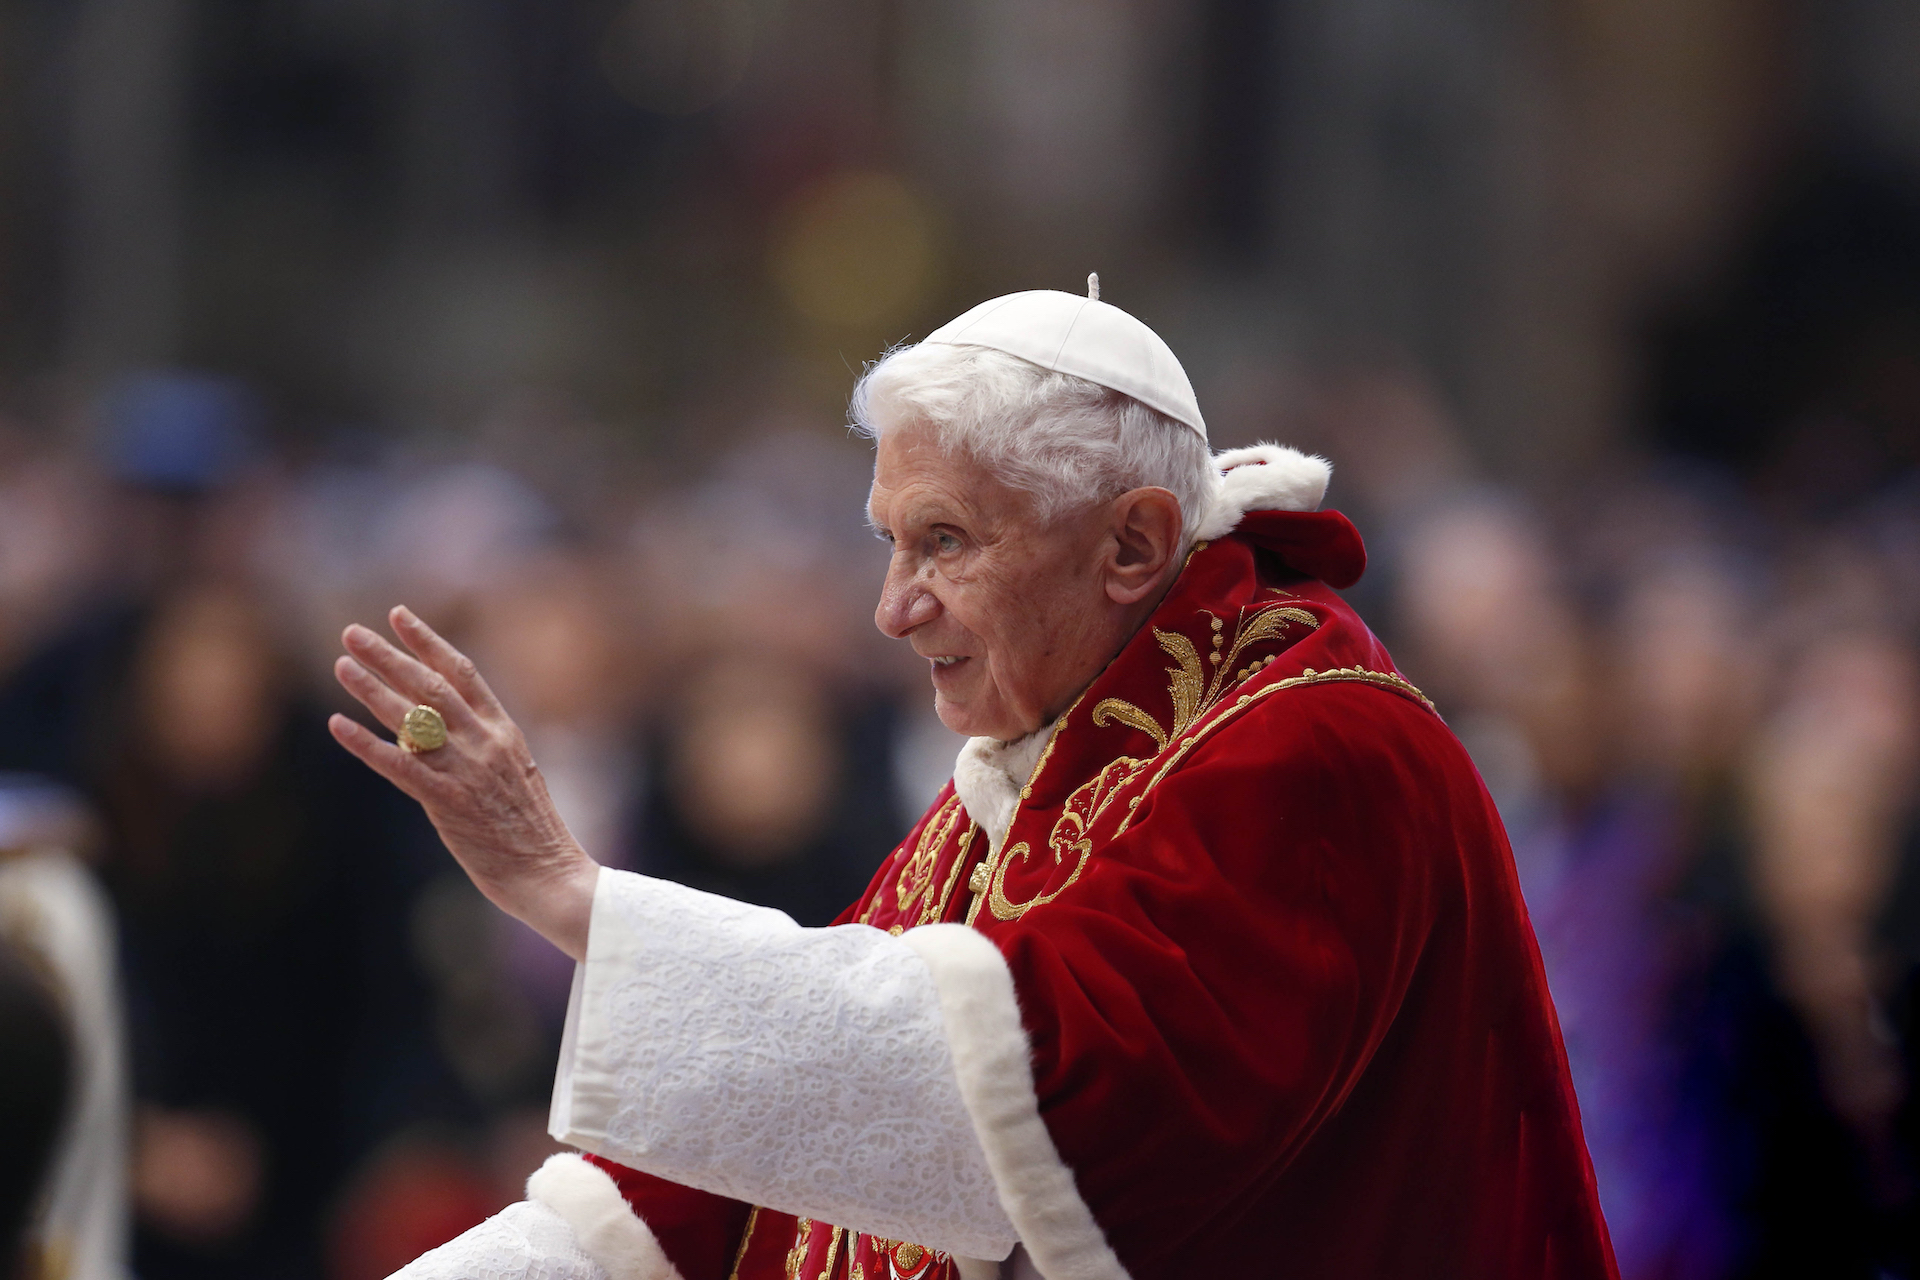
xmin=588 ymin=508 xmax=1618 ymax=1280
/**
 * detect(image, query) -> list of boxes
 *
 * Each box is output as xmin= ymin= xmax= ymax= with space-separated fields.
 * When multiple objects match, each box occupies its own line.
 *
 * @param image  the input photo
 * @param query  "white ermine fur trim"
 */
xmin=952 ymin=728 xmax=1051 ymax=854
xmin=527 ymin=1153 xmax=684 ymax=1280
xmin=903 ymin=925 xmax=1130 ymax=1280
xmin=1193 ymin=443 xmax=1332 ymax=543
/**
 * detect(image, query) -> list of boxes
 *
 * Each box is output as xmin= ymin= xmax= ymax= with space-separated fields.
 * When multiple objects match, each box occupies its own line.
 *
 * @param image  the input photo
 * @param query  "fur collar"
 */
xmin=952 ymin=728 xmax=1053 ymax=853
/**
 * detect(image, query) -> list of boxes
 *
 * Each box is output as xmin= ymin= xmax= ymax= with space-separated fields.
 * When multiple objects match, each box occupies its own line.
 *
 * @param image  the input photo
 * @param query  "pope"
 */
xmin=330 ymin=278 xmax=1618 ymax=1280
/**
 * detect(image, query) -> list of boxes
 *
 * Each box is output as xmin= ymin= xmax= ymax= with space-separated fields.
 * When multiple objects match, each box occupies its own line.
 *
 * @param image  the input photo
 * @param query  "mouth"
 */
xmin=928 ymin=654 xmax=969 ymax=674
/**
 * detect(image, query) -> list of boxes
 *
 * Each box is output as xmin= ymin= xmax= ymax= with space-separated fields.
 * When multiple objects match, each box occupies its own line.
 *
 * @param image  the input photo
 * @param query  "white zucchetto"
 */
xmin=920 ymin=283 xmax=1207 ymax=440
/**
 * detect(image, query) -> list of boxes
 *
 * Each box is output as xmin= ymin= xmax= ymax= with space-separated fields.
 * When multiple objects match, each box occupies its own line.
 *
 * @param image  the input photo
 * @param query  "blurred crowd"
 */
xmin=0 ymin=375 xmax=951 ymax=1280
xmin=0 ymin=135 xmax=1918 ymax=1280
xmin=4 ymin=305 xmax=1920 ymax=1279
xmin=0 ymin=0 xmax=1916 ymax=1277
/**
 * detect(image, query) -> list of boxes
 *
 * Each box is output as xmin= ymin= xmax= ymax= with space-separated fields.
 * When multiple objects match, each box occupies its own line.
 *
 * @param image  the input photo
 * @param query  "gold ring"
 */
xmin=399 ymin=704 xmax=448 ymax=753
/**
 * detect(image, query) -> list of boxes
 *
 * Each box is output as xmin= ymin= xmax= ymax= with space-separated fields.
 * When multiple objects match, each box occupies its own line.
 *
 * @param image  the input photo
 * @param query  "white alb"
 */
xmin=549 ymin=868 xmax=1019 ymax=1261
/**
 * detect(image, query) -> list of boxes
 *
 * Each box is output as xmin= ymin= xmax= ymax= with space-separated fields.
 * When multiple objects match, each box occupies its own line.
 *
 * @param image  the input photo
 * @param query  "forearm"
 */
xmin=550 ymin=869 xmax=1016 ymax=1261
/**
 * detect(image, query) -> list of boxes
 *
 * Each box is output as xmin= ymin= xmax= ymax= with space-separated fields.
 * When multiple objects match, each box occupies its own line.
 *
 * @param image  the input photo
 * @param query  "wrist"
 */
xmin=493 ymin=845 xmax=600 ymax=963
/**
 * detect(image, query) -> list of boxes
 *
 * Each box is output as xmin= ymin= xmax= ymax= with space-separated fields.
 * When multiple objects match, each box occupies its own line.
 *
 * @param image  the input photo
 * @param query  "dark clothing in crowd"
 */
xmin=638 ymin=696 xmax=907 ymax=929
xmin=0 ymin=938 xmax=73 ymax=1275
xmin=0 ymin=602 xmax=452 ymax=1280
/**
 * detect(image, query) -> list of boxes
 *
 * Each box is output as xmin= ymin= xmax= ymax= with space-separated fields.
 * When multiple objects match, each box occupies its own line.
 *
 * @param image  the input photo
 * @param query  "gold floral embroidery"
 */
xmin=1111 ymin=665 xmax=1433 ymax=837
xmin=989 ymin=755 xmax=1148 ymax=921
xmin=921 ymin=824 xmax=975 ymax=926
xmin=893 ymin=795 xmax=964 ymax=922
xmin=1091 ymin=604 xmax=1318 ymax=754
xmin=962 ymin=702 xmax=1080 ymax=927
xmin=893 ymin=1241 xmax=927 ymax=1269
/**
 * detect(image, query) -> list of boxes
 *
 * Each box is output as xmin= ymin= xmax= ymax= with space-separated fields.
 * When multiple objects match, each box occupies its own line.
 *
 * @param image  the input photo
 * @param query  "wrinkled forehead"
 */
xmin=865 ymin=424 xmax=1037 ymax=531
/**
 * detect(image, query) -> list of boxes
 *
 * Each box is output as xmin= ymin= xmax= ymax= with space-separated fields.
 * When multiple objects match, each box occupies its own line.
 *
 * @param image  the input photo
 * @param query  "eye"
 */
xmin=933 ymin=531 xmax=962 ymax=554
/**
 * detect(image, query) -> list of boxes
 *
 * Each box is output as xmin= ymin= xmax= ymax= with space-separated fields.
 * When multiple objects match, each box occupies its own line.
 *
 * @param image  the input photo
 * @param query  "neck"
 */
xmin=1035 ymin=553 xmax=1187 ymax=730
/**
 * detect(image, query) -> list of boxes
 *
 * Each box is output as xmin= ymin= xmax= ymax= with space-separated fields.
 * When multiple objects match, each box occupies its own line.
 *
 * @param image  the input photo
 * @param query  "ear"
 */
xmin=1103 ymin=487 xmax=1184 ymax=606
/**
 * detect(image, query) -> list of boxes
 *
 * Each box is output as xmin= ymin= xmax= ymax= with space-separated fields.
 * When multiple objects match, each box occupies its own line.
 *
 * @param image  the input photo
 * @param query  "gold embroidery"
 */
xmin=1091 ymin=604 xmax=1319 ymax=757
xmin=894 ymin=1241 xmax=927 ymax=1269
xmin=894 ymin=796 xmax=964 ymax=922
xmin=923 ymin=823 xmax=976 ymax=925
xmin=1018 ymin=704 xmax=1077 ymax=800
xmin=1111 ymin=665 xmax=1433 ymax=837
xmin=729 ymin=1207 xmax=762 ymax=1280
xmin=964 ymin=857 xmax=993 ymax=927
xmin=818 ymin=1226 xmax=844 ymax=1280
xmin=784 ymin=1219 xmax=813 ymax=1280
xmin=961 ymin=704 xmax=1078 ymax=927
xmin=989 ymin=755 xmax=1149 ymax=920
xmin=1090 ymin=698 xmax=1169 ymax=752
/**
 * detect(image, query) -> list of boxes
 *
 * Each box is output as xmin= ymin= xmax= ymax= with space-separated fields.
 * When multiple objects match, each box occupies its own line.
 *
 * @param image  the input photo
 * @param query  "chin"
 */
xmin=932 ymin=694 xmax=982 ymax=737
xmin=934 ymin=692 xmax=1036 ymax=743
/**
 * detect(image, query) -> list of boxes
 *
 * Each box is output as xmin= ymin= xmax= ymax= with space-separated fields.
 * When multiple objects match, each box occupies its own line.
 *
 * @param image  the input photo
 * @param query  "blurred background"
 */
xmin=0 ymin=1 xmax=1916 ymax=1278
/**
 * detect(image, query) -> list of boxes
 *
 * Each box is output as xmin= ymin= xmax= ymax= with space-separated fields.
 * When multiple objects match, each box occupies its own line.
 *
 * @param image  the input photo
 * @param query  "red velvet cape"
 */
xmin=589 ymin=511 xmax=1618 ymax=1280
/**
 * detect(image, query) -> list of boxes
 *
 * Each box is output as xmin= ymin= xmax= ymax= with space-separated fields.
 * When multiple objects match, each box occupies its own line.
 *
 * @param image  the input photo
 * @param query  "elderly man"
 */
xmin=331 ymin=283 xmax=1616 ymax=1280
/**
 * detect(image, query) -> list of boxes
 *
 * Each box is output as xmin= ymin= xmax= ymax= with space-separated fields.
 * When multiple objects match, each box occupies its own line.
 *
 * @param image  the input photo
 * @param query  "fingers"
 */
xmin=341 ymin=623 xmax=480 ymax=731
xmin=328 ymin=714 xmax=444 ymax=799
xmin=390 ymin=606 xmax=505 ymax=717
xmin=334 ymin=655 xmax=414 ymax=733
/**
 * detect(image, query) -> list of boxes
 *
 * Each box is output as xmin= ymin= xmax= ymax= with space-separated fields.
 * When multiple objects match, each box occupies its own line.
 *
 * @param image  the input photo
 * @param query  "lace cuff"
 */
xmin=549 ymin=868 xmax=1017 ymax=1260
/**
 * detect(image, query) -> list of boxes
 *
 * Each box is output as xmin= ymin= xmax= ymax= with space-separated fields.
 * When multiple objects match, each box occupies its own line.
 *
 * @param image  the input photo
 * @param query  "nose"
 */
xmin=875 ymin=554 xmax=940 ymax=639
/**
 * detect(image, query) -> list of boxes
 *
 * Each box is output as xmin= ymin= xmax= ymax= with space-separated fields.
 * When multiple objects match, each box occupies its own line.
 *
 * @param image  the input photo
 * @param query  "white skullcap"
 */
xmin=920 ymin=282 xmax=1207 ymax=440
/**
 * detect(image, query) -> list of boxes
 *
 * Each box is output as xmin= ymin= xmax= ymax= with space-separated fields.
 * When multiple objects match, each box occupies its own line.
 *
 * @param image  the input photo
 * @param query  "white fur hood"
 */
xmin=1192 ymin=442 xmax=1331 ymax=542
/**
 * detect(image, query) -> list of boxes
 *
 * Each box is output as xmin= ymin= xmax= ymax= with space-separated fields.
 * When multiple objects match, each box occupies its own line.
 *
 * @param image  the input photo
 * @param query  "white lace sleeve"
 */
xmin=549 ymin=868 xmax=1018 ymax=1261
xmin=389 ymin=1200 xmax=608 ymax=1280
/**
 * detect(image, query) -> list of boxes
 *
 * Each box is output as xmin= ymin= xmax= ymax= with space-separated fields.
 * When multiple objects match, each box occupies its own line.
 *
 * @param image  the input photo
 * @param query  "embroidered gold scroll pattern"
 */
xmin=922 ymin=824 xmax=975 ymax=926
xmin=964 ymin=698 xmax=1084 ymax=926
xmin=1091 ymin=604 xmax=1318 ymax=753
xmin=1111 ymin=665 xmax=1434 ymax=838
xmin=892 ymin=795 xmax=964 ymax=922
xmin=988 ymin=755 xmax=1148 ymax=921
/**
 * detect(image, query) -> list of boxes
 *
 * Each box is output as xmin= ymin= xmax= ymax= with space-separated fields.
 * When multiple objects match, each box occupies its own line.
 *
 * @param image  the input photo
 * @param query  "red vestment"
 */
xmin=586 ymin=509 xmax=1617 ymax=1280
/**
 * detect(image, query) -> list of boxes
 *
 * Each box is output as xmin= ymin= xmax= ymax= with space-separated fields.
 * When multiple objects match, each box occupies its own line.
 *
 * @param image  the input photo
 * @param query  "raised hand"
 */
xmin=330 ymin=605 xmax=598 ymax=960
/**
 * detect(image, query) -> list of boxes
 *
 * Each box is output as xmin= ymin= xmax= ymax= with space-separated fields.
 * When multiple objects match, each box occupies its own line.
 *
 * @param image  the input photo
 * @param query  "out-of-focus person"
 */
xmin=0 ymin=936 xmax=73 ymax=1280
xmin=624 ymin=431 xmax=913 ymax=927
xmin=0 ymin=376 xmax=450 ymax=1280
xmin=0 ymin=777 xmax=131 ymax=1280
xmin=640 ymin=647 xmax=904 ymax=927
xmin=468 ymin=550 xmax=648 ymax=1025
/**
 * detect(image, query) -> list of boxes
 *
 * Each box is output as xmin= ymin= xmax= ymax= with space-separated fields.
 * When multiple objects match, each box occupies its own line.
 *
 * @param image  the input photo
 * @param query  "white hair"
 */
xmin=850 ymin=342 xmax=1216 ymax=546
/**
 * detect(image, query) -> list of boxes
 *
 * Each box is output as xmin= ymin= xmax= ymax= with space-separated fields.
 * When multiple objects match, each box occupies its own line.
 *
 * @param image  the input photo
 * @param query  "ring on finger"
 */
xmin=399 ymin=704 xmax=449 ymax=753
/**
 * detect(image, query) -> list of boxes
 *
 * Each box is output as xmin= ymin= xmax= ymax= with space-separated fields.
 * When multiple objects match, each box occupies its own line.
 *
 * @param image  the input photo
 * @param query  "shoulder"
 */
xmin=1180 ymin=668 xmax=1460 ymax=782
